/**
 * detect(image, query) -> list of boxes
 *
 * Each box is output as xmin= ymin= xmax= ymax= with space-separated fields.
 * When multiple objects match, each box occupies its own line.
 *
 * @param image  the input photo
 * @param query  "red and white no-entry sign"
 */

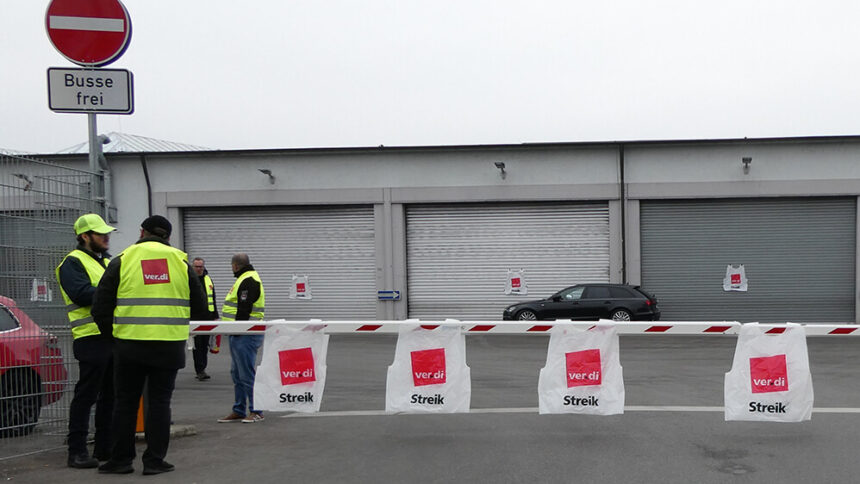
xmin=45 ymin=0 xmax=132 ymax=67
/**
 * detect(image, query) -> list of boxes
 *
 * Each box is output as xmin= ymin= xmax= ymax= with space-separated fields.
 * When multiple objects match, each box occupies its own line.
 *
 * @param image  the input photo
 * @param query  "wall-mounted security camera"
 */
xmin=494 ymin=162 xmax=506 ymax=179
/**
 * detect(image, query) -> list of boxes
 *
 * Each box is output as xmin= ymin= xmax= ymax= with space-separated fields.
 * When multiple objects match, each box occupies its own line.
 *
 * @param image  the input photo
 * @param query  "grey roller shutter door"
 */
xmin=640 ymin=198 xmax=855 ymax=323
xmin=183 ymin=206 xmax=376 ymax=320
xmin=406 ymin=202 xmax=610 ymax=319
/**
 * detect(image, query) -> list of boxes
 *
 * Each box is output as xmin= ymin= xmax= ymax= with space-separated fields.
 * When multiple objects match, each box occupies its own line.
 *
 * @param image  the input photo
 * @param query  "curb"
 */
xmin=135 ymin=424 xmax=196 ymax=442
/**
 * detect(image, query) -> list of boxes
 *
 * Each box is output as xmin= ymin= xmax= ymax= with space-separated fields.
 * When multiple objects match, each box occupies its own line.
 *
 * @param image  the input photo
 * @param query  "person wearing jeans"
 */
xmin=217 ymin=253 xmax=266 ymax=423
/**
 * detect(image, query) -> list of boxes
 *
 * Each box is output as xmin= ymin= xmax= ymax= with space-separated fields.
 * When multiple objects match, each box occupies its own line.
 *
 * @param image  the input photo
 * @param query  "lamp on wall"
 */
xmin=742 ymin=157 xmax=752 ymax=175
xmin=258 ymin=168 xmax=276 ymax=184
xmin=494 ymin=162 xmax=507 ymax=180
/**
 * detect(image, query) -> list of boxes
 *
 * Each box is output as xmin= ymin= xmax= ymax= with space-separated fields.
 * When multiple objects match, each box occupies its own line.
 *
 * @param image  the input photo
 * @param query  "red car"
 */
xmin=0 ymin=296 xmax=68 ymax=437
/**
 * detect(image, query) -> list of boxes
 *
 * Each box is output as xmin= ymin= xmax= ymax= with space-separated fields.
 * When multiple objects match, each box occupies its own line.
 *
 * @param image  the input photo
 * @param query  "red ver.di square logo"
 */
xmin=749 ymin=354 xmax=788 ymax=393
xmin=141 ymin=259 xmax=170 ymax=285
xmin=278 ymin=347 xmax=316 ymax=385
xmin=411 ymin=348 xmax=446 ymax=386
xmin=565 ymin=349 xmax=602 ymax=388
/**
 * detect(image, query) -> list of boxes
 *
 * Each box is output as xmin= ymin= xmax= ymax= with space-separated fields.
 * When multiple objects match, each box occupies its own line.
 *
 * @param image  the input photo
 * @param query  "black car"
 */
xmin=502 ymin=284 xmax=660 ymax=321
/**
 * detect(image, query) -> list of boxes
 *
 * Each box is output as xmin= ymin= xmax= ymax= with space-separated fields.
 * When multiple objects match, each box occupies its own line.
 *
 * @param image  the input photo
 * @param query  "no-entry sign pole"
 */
xmin=45 ymin=0 xmax=133 ymax=216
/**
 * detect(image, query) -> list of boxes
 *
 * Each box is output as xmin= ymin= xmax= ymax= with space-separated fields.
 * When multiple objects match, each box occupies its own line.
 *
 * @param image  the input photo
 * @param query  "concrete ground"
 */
xmin=1 ymin=334 xmax=858 ymax=483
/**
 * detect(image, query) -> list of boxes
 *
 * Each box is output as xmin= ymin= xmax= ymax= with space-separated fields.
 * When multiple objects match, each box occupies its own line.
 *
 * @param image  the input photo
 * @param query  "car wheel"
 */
xmin=610 ymin=309 xmax=632 ymax=322
xmin=0 ymin=371 xmax=41 ymax=438
xmin=516 ymin=309 xmax=538 ymax=321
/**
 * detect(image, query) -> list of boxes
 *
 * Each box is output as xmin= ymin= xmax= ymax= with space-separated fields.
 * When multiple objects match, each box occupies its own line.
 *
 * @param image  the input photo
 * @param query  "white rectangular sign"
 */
xmin=47 ymin=67 xmax=134 ymax=114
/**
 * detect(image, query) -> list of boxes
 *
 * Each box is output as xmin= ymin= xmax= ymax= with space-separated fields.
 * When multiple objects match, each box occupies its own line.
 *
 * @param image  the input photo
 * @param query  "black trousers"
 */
xmin=108 ymin=352 xmax=177 ymax=467
xmin=192 ymin=335 xmax=209 ymax=374
xmin=68 ymin=336 xmax=113 ymax=457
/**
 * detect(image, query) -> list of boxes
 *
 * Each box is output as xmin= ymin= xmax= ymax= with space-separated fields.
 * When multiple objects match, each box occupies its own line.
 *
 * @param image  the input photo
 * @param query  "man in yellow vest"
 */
xmin=56 ymin=213 xmax=116 ymax=469
xmin=190 ymin=257 xmax=219 ymax=380
xmin=217 ymin=253 xmax=266 ymax=424
xmin=91 ymin=215 xmax=207 ymax=475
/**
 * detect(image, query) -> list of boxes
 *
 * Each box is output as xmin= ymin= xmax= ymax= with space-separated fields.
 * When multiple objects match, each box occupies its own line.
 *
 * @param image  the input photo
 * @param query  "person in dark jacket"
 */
xmin=55 ymin=213 xmax=116 ymax=468
xmin=190 ymin=257 xmax=219 ymax=380
xmin=92 ymin=215 xmax=207 ymax=475
xmin=217 ymin=253 xmax=266 ymax=424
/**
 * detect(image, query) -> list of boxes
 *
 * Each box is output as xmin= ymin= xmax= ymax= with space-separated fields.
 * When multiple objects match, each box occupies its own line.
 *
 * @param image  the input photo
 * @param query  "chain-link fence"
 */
xmin=0 ymin=153 xmax=100 ymax=459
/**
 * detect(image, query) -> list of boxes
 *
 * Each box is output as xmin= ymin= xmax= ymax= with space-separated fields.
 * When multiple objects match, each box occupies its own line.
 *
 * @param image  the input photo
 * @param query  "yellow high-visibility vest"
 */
xmin=202 ymin=274 xmax=215 ymax=312
xmin=222 ymin=270 xmax=265 ymax=321
xmin=55 ymin=250 xmax=109 ymax=339
xmin=113 ymin=241 xmax=190 ymax=341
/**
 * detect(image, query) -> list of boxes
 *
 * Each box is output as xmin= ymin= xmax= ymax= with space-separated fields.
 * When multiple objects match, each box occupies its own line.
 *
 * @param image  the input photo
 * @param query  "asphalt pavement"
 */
xmin=1 ymin=334 xmax=859 ymax=483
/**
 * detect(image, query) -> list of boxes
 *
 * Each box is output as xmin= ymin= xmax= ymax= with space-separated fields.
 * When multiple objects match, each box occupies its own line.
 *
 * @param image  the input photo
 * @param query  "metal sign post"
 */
xmin=45 ymin=0 xmax=133 ymax=218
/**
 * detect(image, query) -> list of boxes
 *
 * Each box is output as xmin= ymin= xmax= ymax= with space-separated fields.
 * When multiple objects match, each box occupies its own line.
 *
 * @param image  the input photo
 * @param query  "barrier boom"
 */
xmin=189 ymin=320 xmax=860 ymax=336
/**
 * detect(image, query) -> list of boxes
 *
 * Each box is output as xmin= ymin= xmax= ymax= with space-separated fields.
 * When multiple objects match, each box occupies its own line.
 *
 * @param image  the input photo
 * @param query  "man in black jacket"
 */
xmin=217 ymin=253 xmax=266 ymax=423
xmin=92 ymin=215 xmax=207 ymax=475
xmin=55 ymin=213 xmax=116 ymax=468
xmin=190 ymin=257 xmax=219 ymax=380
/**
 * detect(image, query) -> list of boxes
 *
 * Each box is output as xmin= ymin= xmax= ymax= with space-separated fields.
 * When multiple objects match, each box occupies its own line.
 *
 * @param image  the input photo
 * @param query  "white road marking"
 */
xmin=49 ymin=16 xmax=124 ymax=32
xmin=282 ymin=406 xmax=860 ymax=418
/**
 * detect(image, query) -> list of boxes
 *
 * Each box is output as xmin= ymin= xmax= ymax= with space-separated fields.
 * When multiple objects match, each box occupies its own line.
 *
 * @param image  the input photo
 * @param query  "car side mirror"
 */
xmin=551 ymin=295 xmax=562 ymax=302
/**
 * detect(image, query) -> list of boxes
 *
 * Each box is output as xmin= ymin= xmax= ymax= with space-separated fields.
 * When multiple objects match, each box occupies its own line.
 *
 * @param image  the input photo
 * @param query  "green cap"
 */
xmin=74 ymin=214 xmax=116 ymax=235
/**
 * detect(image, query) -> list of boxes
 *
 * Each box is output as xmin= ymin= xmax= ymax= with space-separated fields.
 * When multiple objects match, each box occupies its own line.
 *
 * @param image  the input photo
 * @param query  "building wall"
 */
xmin=43 ymin=136 xmax=860 ymax=321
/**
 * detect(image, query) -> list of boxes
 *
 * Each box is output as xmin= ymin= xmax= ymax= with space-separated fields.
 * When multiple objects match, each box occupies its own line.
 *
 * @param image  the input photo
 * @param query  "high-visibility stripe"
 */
xmin=70 ymin=316 xmax=94 ymax=328
xmin=222 ymin=301 xmax=264 ymax=312
xmin=117 ymin=297 xmax=189 ymax=307
xmin=114 ymin=317 xmax=190 ymax=326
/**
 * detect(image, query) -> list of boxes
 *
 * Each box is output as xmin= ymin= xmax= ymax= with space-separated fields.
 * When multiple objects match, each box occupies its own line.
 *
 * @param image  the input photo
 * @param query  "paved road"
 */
xmin=2 ymin=335 xmax=859 ymax=483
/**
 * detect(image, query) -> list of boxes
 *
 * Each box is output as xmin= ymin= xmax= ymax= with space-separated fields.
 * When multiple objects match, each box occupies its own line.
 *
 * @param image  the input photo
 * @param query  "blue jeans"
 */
xmin=229 ymin=335 xmax=264 ymax=416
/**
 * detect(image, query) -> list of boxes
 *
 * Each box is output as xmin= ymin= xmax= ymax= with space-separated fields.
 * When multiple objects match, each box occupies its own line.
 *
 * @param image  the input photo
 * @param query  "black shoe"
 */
xmin=98 ymin=461 xmax=134 ymax=474
xmin=92 ymin=451 xmax=110 ymax=462
xmin=196 ymin=372 xmax=210 ymax=381
xmin=67 ymin=453 xmax=99 ymax=469
xmin=142 ymin=460 xmax=175 ymax=475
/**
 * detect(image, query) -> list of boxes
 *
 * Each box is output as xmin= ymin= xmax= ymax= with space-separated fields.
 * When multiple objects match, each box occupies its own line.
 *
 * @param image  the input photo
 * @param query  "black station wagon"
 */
xmin=502 ymin=284 xmax=660 ymax=321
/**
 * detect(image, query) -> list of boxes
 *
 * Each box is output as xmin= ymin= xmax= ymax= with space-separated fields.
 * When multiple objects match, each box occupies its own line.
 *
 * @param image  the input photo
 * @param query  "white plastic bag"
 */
xmin=538 ymin=323 xmax=624 ymax=415
xmin=290 ymin=274 xmax=312 ymax=300
xmin=724 ymin=323 xmax=813 ymax=422
xmin=254 ymin=323 xmax=329 ymax=413
xmin=723 ymin=264 xmax=748 ymax=292
xmin=385 ymin=324 xmax=471 ymax=413
xmin=505 ymin=269 xmax=527 ymax=296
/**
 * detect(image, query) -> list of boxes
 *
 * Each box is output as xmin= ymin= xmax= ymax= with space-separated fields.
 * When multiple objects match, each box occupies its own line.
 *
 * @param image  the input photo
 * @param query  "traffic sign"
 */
xmin=47 ymin=67 xmax=134 ymax=114
xmin=377 ymin=290 xmax=401 ymax=301
xmin=45 ymin=0 xmax=132 ymax=67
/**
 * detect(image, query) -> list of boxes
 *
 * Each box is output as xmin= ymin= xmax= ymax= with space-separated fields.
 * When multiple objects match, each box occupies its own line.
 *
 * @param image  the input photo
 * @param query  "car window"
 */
xmin=584 ymin=286 xmax=611 ymax=299
xmin=559 ymin=286 xmax=585 ymax=301
xmin=609 ymin=287 xmax=635 ymax=298
xmin=0 ymin=307 xmax=20 ymax=332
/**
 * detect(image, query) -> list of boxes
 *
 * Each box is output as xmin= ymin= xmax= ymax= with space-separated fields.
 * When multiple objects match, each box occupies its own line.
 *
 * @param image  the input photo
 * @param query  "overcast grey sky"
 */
xmin=3 ymin=1 xmax=860 ymax=153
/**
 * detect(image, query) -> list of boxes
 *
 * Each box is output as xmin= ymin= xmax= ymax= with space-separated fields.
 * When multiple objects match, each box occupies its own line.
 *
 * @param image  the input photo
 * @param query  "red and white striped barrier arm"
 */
xmin=189 ymin=319 xmax=860 ymax=336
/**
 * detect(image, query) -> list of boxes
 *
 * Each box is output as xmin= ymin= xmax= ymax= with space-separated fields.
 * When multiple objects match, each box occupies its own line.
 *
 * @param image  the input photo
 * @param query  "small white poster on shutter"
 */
xmin=30 ymin=278 xmax=52 ymax=302
xmin=290 ymin=274 xmax=312 ymax=300
xmin=723 ymin=264 xmax=748 ymax=292
xmin=505 ymin=269 xmax=527 ymax=295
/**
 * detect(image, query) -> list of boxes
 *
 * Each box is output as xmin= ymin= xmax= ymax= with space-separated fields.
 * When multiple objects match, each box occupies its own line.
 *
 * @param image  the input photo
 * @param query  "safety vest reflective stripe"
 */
xmin=203 ymin=274 xmax=215 ymax=312
xmin=116 ymin=298 xmax=189 ymax=307
xmin=114 ymin=242 xmax=190 ymax=342
xmin=55 ymin=250 xmax=109 ymax=339
xmin=114 ymin=317 xmax=191 ymax=325
xmin=70 ymin=316 xmax=94 ymax=328
xmin=222 ymin=301 xmax=265 ymax=312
